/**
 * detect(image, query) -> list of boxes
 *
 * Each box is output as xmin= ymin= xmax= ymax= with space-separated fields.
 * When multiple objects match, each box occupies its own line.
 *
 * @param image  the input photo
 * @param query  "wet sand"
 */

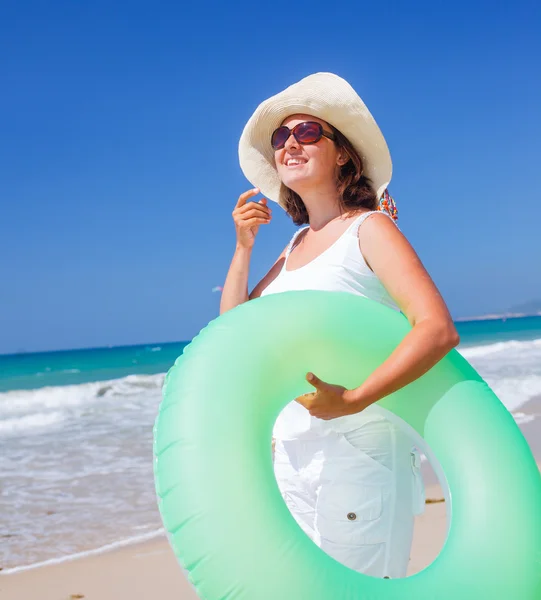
xmin=0 ymin=480 xmax=447 ymax=600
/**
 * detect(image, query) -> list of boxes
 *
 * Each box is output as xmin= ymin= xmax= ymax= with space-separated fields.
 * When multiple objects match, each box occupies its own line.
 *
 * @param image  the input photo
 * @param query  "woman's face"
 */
xmin=274 ymin=114 xmax=345 ymax=194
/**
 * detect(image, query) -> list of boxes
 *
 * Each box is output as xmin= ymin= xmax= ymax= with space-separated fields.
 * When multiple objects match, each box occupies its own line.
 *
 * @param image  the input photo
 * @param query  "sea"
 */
xmin=2 ymin=316 xmax=541 ymax=572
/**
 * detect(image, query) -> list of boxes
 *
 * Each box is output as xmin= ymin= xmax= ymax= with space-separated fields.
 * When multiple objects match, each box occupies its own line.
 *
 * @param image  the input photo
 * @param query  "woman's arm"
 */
xmin=344 ymin=213 xmax=460 ymax=407
xmin=220 ymin=243 xmax=288 ymax=314
xmin=219 ymin=245 xmax=253 ymax=315
xmin=220 ymin=241 xmax=288 ymax=456
xmin=220 ymin=189 xmax=278 ymax=315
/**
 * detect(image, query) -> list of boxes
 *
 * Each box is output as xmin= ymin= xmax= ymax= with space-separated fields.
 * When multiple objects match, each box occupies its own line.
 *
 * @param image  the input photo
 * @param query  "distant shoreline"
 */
xmin=2 ymin=313 xmax=541 ymax=357
xmin=454 ymin=312 xmax=541 ymax=323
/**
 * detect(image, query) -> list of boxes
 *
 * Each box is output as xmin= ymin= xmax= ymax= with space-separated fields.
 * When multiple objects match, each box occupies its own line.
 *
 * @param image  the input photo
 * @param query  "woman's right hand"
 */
xmin=232 ymin=188 xmax=272 ymax=249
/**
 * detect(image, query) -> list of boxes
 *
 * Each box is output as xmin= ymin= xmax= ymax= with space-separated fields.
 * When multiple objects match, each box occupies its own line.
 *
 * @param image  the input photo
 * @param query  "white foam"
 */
xmin=0 ymin=373 xmax=166 ymax=438
xmin=459 ymin=338 xmax=541 ymax=359
xmin=0 ymin=528 xmax=165 ymax=575
xmin=487 ymin=376 xmax=541 ymax=412
xmin=513 ymin=412 xmax=537 ymax=425
xmin=0 ymin=411 xmax=66 ymax=435
xmin=0 ymin=373 xmax=165 ymax=415
xmin=457 ymin=337 xmax=541 ymax=412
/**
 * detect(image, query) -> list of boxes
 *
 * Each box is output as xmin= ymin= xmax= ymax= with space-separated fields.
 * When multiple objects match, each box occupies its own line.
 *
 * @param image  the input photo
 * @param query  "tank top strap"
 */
xmin=286 ymin=210 xmax=394 ymax=259
xmin=345 ymin=210 xmax=397 ymax=238
xmin=285 ymin=226 xmax=309 ymax=258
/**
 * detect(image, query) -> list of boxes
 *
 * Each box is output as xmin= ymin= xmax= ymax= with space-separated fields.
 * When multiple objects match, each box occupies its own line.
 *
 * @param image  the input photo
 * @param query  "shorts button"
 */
xmin=347 ymin=512 xmax=357 ymax=521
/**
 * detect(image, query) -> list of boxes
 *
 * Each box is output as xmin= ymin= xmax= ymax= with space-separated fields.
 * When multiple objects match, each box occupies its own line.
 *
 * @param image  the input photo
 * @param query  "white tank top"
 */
xmin=260 ymin=210 xmax=401 ymax=440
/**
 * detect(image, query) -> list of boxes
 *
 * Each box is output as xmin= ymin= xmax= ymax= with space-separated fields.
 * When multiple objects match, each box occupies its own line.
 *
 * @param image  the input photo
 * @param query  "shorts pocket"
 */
xmin=340 ymin=424 xmax=394 ymax=472
xmin=331 ymin=430 xmax=393 ymax=488
xmin=315 ymin=482 xmax=388 ymax=547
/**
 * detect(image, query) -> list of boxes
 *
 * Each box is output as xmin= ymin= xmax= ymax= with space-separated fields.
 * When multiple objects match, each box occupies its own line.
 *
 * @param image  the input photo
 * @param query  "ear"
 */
xmin=337 ymin=151 xmax=349 ymax=166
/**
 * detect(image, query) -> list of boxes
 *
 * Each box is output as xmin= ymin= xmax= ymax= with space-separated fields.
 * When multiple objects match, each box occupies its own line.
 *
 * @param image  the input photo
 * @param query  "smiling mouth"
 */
xmin=284 ymin=158 xmax=308 ymax=167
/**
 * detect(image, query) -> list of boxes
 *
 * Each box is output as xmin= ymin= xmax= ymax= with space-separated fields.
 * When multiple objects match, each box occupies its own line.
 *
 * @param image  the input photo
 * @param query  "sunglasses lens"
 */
xmin=295 ymin=122 xmax=322 ymax=144
xmin=271 ymin=126 xmax=290 ymax=149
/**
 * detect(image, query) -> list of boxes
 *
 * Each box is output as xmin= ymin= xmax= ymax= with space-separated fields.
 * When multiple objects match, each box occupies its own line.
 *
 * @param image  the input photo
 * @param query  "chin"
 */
xmin=279 ymin=173 xmax=315 ymax=194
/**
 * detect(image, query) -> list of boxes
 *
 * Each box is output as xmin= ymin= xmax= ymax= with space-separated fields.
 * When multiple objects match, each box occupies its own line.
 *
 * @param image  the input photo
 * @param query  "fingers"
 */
xmin=236 ymin=193 xmax=271 ymax=215
xmin=232 ymin=188 xmax=273 ymax=248
xmin=232 ymin=188 xmax=272 ymax=225
xmin=237 ymin=204 xmax=272 ymax=219
xmin=241 ymin=217 xmax=271 ymax=227
xmin=295 ymin=394 xmax=331 ymax=420
xmin=306 ymin=372 xmax=324 ymax=389
xmin=295 ymin=392 xmax=315 ymax=410
xmin=234 ymin=208 xmax=271 ymax=224
xmin=235 ymin=187 xmax=260 ymax=208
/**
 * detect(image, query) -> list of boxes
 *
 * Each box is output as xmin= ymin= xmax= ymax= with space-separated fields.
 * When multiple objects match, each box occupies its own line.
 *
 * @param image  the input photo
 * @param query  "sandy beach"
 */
xmin=0 ymin=480 xmax=449 ymax=600
xmin=3 ymin=402 xmax=540 ymax=600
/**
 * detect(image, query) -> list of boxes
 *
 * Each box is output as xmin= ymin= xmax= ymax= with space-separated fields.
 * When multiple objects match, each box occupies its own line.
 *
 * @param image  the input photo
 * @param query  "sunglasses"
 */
xmin=271 ymin=121 xmax=336 ymax=150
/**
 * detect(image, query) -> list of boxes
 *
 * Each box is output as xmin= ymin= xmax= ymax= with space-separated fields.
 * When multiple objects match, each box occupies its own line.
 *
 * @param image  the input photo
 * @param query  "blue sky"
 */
xmin=1 ymin=1 xmax=540 ymax=354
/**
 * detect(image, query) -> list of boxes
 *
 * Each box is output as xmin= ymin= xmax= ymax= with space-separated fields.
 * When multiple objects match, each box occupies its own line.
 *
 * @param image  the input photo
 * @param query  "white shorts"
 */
xmin=273 ymin=416 xmax=425 ymax=578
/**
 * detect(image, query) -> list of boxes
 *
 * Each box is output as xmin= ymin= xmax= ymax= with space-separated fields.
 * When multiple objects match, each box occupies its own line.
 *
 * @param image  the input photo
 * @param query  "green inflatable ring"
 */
xmin=154 ymin=291 xmax=541 ymax=599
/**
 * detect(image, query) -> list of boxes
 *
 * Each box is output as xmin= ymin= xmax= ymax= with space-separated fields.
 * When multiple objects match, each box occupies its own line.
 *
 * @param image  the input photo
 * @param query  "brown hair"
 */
xmin=280 ymin=124 xmax=378 ymax=226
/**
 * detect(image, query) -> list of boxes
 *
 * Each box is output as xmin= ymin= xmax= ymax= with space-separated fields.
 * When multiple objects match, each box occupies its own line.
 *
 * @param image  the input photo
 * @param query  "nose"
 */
xmin=283 ymin=131 xmax=300 ymax=152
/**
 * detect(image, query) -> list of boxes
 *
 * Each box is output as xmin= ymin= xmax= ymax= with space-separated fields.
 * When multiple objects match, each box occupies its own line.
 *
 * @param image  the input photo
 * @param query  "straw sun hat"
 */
xmin=238 ymin=72 xmax=392 ymax=210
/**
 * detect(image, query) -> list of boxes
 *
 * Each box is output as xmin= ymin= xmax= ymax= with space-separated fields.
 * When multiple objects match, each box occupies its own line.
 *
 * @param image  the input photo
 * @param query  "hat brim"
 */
xmin=238 ymin=72 xmax=392 ymax=209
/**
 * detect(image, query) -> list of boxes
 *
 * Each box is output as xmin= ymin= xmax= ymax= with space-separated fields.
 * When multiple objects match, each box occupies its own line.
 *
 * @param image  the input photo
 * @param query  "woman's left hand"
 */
xmin=294 ymin=373 xmax=365 ymax=420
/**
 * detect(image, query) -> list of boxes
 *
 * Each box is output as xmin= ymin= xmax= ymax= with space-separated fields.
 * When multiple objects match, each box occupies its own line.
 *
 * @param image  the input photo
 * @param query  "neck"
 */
xmin=296 ymin=183 xmax=347 ymax=230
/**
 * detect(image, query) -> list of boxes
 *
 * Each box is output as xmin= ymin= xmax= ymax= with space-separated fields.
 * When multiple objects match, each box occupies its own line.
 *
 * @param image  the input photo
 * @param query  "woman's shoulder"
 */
xmin=355 ymin=209 xmax=400 ymax=231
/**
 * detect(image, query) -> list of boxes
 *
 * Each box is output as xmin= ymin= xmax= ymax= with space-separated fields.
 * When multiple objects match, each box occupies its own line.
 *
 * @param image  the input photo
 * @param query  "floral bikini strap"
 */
xmin=378 ymin=189 xmax=398 ymax=222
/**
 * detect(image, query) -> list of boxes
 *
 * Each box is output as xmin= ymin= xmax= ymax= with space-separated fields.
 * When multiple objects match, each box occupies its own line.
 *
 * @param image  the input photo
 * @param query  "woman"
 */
xmin=220 ymin=73 xmax=459 ymax=578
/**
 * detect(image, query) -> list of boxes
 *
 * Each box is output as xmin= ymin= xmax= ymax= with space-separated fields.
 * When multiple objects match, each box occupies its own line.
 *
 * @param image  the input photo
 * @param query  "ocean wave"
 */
xmin=1 ymin=337 xmax=540 ymax=437
xmin=485 ymin=375 xmax=541 ymax=412
xmin=457 ymin=338 xmax=541 ymax=412
xmin=34 ymin=368 xmax=81 ymax=376
xmin=0 ymin=373 xmax=166 ymax=432
xmin=459 ymin=337 xmax=541 ymax=359
xmin=0 ymin=411 xmax=67 ymax=436
xmin=513 ymin=412 xmax=537 ymax=426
